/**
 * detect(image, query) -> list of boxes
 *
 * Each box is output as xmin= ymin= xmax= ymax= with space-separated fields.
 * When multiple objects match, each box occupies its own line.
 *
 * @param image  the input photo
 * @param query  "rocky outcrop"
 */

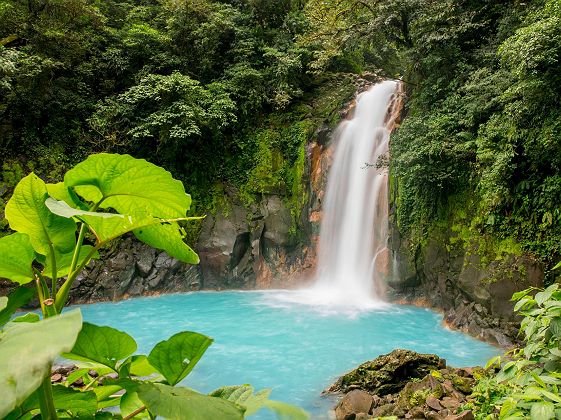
xmin=327 ymin=349 xmax=446 ymax=396
xmin=196 ymin=192 xmax=316 ymax=290
xmin=329 ymin=349 xmax=481 ymax=420
xmin=68 ymin=236 xmax=202 ymax=303
xmin=387 ymin=224 xmax=544 ymax=345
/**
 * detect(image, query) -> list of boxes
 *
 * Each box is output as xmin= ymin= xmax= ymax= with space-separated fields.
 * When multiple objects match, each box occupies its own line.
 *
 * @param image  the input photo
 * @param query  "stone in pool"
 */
xmin=326 ymin=349 xmax=446 ymax=395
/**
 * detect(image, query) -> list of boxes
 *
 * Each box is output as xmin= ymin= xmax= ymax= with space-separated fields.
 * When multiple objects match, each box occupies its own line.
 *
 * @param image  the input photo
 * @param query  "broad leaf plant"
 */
xmin=0 ymin=153 xmax=308 ymax=419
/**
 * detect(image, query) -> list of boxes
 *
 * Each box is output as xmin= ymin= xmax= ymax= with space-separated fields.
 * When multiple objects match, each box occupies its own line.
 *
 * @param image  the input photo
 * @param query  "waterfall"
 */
xmin=265 ymin=80 xmax=402 ymax=312
xmin=311 ymin=80 xmax=401 ymax=307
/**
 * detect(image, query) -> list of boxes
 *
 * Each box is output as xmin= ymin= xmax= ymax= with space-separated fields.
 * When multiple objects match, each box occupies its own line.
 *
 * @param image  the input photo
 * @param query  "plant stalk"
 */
xmin=48 ymin=244 xmax=58 ymax=307
xmin=67 ymin=223 xmax=87 ymax=279
xmin=123 ymin=405 xmax=147 ymax=420
xmin=37 ymin=372 xmax=58 ymax=420
xmin=56 ymin=245 xmax=100 ymax=312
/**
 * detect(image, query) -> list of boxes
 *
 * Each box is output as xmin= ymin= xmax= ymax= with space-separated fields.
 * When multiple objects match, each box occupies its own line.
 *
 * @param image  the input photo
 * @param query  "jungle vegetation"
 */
xmin=1 ymin=0 xmax=561 ymax=419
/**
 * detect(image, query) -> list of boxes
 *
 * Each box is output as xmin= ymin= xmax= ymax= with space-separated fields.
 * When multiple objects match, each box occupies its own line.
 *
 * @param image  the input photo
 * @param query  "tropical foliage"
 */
xmin=467 ymin=283 xmax=561 ymax=419
xmin=302 ymin=0 xmax=561 ymax=270
xmin=0 ymin=154 xmax=307 ymax=419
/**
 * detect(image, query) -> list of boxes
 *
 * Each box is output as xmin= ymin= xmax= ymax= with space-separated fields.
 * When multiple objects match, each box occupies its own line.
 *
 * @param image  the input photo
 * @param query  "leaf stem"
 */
xmin=56 ymin=244 xmax=100 ymax=312
xmin=34 ymin=272 xmax=46 ymax=316
xmin=67 ymin=223 xmax=87 ymax=279
xmin=123 ymin=405 xmax=147 ymax=420
xmin=48 ymin=244 xmax=58 ymax=307
xmin=37 ymin=371 xmax=58 ymax=420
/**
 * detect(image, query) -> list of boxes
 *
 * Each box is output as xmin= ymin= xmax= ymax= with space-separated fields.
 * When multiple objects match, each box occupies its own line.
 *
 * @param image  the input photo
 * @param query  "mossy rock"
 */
xmin=327 ymin=349 xmax=446 ymax=395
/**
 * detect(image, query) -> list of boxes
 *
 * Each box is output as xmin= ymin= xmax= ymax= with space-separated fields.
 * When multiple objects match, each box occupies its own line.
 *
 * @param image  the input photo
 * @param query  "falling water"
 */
xmin=265 ymin=80 xmax=402 ymax=312
xmin=311 ymin=80 xmax=401 ymax=307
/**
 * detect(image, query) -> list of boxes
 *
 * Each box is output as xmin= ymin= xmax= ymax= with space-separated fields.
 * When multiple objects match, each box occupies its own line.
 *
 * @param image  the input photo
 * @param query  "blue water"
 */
xmin=70 ymin=291 xmax=499 ymax=418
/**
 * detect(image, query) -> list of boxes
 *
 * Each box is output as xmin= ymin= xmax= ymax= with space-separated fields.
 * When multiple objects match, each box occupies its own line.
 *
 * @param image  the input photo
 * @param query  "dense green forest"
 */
xmin=303 ymin=0 xmax=561 ymax=271
xmin=0 ymin=0 xmax=366 ymax=245
xmin=1 ymin=0 xmax=560 ymax=271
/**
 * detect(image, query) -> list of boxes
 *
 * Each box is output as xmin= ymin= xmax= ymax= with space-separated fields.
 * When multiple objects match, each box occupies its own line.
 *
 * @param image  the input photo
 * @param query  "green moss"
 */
xmin=409 ymin=389 xmax=430 ymax=407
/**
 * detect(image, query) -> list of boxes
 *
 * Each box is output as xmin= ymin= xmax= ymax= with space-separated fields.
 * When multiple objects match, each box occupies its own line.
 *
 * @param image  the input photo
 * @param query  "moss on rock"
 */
xmin=327 ymin=349 xmax=446 ymax=396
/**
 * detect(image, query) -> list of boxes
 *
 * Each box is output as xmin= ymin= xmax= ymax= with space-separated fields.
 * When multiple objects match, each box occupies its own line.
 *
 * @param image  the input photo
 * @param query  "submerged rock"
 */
xmin=327 ymin=349 xmax=446 ymax=395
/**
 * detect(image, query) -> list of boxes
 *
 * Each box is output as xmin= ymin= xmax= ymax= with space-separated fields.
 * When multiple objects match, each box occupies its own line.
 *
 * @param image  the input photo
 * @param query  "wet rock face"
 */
xmin=330 ymin=350 xmax=480 ymax=420
xmin=196 ymin=194 xmax=315 ymax=290
xmin=388 ymin=222 xmax=544 ymax=344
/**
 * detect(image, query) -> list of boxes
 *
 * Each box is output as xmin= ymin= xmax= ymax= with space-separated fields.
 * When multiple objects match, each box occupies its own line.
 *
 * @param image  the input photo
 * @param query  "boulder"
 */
xmin=335 ymin=390 xmax=373 ymax=420
xmin=327 ymin=349 xmax=446 ymax=395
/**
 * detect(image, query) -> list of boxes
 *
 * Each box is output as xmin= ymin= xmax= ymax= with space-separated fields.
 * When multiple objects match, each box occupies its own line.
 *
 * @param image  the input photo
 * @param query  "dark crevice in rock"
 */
xmin=230 ymin=232 xmax=251 ymax=270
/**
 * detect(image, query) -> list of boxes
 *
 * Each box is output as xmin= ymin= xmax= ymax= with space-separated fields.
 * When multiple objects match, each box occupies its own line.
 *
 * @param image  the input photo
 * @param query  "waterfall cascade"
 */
xmin=266 ymin=80 xmax=403 ymax=311
xmin=310 ymin=80 xmax=403 ymax=307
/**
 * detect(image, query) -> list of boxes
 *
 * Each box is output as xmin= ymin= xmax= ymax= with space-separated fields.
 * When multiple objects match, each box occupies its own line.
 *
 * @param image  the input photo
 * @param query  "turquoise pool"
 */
xmin=72 ymin=291 xmax=499 ymax=418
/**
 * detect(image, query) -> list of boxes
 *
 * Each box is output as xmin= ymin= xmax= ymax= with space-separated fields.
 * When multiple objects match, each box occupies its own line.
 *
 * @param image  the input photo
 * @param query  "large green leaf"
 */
xmin=0 ymin=310 xmax=83 ymax=418
xmin=46 ymin=182 xmax=88 ymax=210
xmin=46 ymin=198 xmax=153 ymax=243
xmin=64 ymin=153 xmax=191 ymax=218
xmin=5 ymin=173 xmax=76 ymax=255
xmin=0 ymin=287 xmax=36 ymax=328
xmin=46 ymin=198 xmax=200 ymax=262
xmin=64 ymin=322 xmax=137 ymax=370
xmin=550 ymin=317 xmax=561 ymax=338
xmin=0 ymin=233 xmax=35 ymax=284
xmin=530 ymin=401 xmax=555 ymax=420
xmin=44 ymin=197 xmax=121 ymax=220
xmin=210 ymin=385 xmax=271 ymax=417
xmin=136 ymin=382 xmax=244 ymax=420
xmin=135 ymin=223 xmax=199 ymax=264
xmin=148 ymin=331 xmax=213 ymax=386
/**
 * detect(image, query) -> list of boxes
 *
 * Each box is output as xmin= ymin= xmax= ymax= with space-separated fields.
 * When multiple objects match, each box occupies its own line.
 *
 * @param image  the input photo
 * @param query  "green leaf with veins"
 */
xmin=64 ymin=153 xmax=191 ymax=217
xmin=46 ymin=198 xmax=200 ymax=263
xmin=64 ymin=322 xmax=137 ymax=370
xmin=148 ymin=331 xmax=213 ymax=386
xmin=0 ymin=234 xmax=35 ymax=284
xmin=135 ymin=223 xmax=199 ymax=264
xmin=5 ymin=174 xmax=76 ymax=255
xmin=210 ymin=385 xmax=310 ymax=419
xmin=210 ymin=385 xmax=271 ymax=417
xmin=46 ymin=182 xmax=88 ymax=210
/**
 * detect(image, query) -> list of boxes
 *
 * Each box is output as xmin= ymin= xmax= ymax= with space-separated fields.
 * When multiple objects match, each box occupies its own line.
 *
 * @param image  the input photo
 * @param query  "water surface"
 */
xmin=73 ymin=291 xmax=499 ymax=418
